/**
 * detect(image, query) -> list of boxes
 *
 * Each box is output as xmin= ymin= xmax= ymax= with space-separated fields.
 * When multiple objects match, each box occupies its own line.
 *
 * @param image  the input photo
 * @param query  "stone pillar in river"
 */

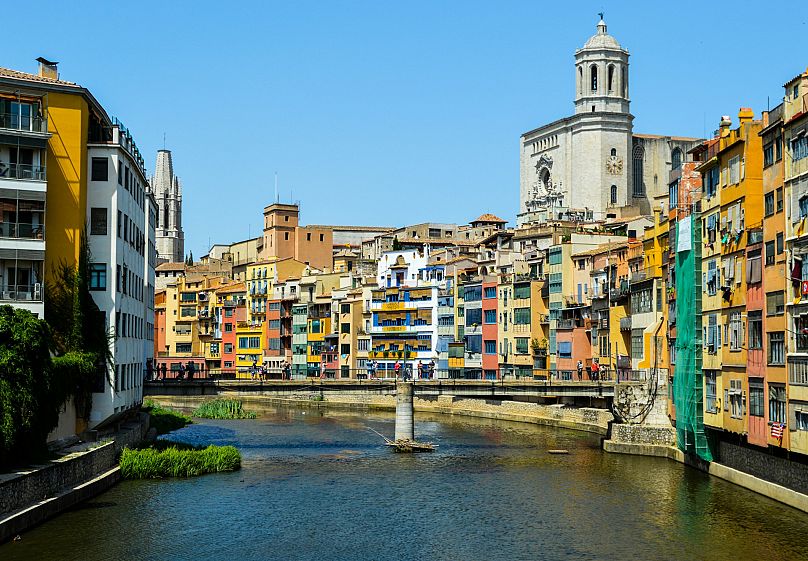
xmin=395 ymin=382 xmax=414 ymax=442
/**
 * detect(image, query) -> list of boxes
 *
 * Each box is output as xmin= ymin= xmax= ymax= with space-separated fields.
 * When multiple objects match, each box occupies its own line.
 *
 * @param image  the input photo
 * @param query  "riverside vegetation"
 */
xmin=121 ymin=400 xmax=252 ymax=479
xmin=192 ymin=399 xmax=257 ymax=420
xmin=120 ymin=442 xmax=241 ymax=479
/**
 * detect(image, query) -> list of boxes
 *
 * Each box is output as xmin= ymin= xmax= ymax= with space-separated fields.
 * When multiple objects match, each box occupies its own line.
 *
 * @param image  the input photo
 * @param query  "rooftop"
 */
xmin=472 ymin=213 xmax=507 ymax=224
xmin=0 ymin=66 xmax=78 ymax=87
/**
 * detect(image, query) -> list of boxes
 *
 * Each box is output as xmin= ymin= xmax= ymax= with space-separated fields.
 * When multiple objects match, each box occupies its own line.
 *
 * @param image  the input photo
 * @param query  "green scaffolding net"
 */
xmin=673 ymin=213 xmax=713 ymax=462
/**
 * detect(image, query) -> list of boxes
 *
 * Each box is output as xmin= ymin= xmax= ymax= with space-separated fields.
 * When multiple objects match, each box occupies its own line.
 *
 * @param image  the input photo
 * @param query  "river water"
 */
xmin=3 ymin=406 xmax=808 ymax=561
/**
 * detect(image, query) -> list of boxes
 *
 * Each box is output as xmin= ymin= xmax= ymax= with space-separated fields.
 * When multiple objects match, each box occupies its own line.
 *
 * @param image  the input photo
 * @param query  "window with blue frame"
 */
xmin=793 ymin=136 xmax=808 ymax=161
xmin=484 ymin=309 xmax=496 ymax=324
xmin=549 ymin=247 xmax=563 ymax=265
xmin=549 ymin=273 xmax=563 ymax=293
xmin=463 ymin=285 xmax=482 ymax=301
xmin=800 ymin=195 xmax=808 ymax=219
xmin=484 ymin=340 xmax=496 ymax=354
xmin=558 ymin=341 xmax=572 ymax=358
xmin=484 ymin=287 xmax=496 ymax=299
xmin=465 ymin=307 xmax=482 ymax=326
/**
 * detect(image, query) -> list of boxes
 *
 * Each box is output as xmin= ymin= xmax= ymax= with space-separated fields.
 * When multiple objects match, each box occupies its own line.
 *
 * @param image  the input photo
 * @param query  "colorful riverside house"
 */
xmin=500 ymin=273 xmax=544 ymax=379
xmin=694 ymin=136 xmax=723 ymax=430
xmin=216 ymin=282 xmax=246 ymax=372
xmin=636 ymin=207 xmax=672 ymax=383
xmin=157 ymin=277 xmax=204 ymax=375
xmin=717 ymin=109 xmax=763 ymax=438
xmin=481 ymin=278 xmax=499 ymax=379
xmin=784 ymin=68 xmax=808 ymax=455
xmin=757 ymin=102 xmax=786 ymax=449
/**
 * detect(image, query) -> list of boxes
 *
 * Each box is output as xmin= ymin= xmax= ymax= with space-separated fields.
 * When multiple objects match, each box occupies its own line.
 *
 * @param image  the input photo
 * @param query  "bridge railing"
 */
xmin=143 ymin=366 xmax=617 ymax=383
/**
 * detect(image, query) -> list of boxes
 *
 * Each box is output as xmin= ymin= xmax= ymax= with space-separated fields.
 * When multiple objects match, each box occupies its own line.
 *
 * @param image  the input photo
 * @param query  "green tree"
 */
xmin=0 ymin=306 xmax=61 ymax=465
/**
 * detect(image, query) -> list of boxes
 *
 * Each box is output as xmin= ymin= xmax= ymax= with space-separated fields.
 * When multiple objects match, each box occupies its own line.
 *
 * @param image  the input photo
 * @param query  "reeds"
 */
xmin=119 ymin=444 xmax=241 ymax=479
xmin=192 ymin=399 xmax=257 ymax=420
xmin=143 ymin=400 xmax=192 ymax=435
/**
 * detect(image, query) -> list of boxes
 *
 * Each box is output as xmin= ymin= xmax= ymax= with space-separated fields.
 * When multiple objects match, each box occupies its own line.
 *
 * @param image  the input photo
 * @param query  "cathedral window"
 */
xmin=632 ymin=145 xmax=645 ymax=197
xmin=608 ymin=65 xmax=615 ymax=92
xmin=590 ymin=65 xmax=598 ymax=92
xmin=578 ymin=67 xmax=583 ymax=95
xmin=611 ymin=148 xmax=617 ymax=157
xmin=610 ymin=185 xmax=618 ymax=205
xmin=621 ymin=67 xmax=627 ymax=97
xmin=671 ymin=148 xmax=682 ymax=171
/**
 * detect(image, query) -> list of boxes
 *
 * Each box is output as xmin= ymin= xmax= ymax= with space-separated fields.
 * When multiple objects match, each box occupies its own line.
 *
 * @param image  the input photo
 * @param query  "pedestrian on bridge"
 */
xmin=577 ymin=360 xmax=583 ymax=381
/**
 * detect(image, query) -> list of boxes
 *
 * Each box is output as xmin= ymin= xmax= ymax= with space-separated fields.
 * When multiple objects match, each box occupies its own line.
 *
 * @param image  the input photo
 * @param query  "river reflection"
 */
xmin=3 ymin=406 xmax=807 ymax=561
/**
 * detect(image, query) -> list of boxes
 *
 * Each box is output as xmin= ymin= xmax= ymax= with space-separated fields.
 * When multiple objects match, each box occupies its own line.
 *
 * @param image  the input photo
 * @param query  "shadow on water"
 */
xmin=3 ymin=404 xmax=808 ymax=561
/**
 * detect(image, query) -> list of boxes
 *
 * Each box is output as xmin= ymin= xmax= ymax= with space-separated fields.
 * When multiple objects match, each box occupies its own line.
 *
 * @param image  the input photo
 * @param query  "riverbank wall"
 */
xmin=151 ymin=393 xmax=614 ymax=435
xmin=0 ymin=413 xmax=149 ymax=543
xmin=604 ymin=424 xmax=808 ymax=514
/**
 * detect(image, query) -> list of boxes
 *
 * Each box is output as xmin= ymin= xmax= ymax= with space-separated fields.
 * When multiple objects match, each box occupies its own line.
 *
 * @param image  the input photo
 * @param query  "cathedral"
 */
xmin=151 ymin=149 xmax=185 ymax=263
xmin=518 ymin=18 xmax=700 ymax=225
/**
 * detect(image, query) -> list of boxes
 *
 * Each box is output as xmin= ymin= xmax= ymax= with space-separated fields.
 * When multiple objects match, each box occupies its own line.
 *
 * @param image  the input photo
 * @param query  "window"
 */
xmin=268 ymin=319 xmax=281 ymax=329
xmin=340 ymin=344 xmax=350 ymax=355
xmin=671 ymin=148 xmax=681 ymax=171
xmin=776 ymin=187 xmax=783 ymax=212
xmin=340 ymin=303 xmax=351 ymax=314
xmin=706 ymin=260 xmax=717 ymax=295
xmin=792 ymin=136 xmax=808 ymax=162
xmin=590 ymin=65 xmax=598 ymax=92
xmin=748 ymin=311 xmax=762 ymax=349
xmin=306 ymin=232 xmax=311 ymax=241
xmin=284 ymin=232 xmax=289 ymax=241
xmin=704 ymin=371 xmax=718 ymax=412
xmin=549 ymin=273 xmax=562 ymax=294
xmin=465 ymin=307 xmax=482 ymax=326
xmin=484 ymin=287 xmax=497 ymax=299
xmin=224 ymin=343 xmax=233 ymax=353
xmin=794 ymin=84 xmax=800 ymax=100
xmin=513 ymin=284 xmax=530 ymax=299
xmin=89 ymin=263 xmax=107 ymax=290
xmin=225 ymin=308 xmax=233 ymax=318
xmin=237 ymin=336 xmax=261 ymax=349
xmin=463 ymin=286 xmax=482 ymax=301
xmin=769 ymin=384 xmax=786 ymax=423
xmin=777 ymin=233 xmax=784 ymax=255
xmin=607 ymin=65 xmax=614 ymax=92
xmin=224 ymin=323 xmax=233 ymax=332
xmin=797 ymin=410 xmax=808 ymax=432
xmin=728 ymin=156 xmax=740 ymax=184
xmin=91 ymin=157 xmax=108 ymax=181
xmin=749 ymin=383 xmax=764 ymax=417
xmin=557 ymin=341 xmax=572 ymax=359
xmin=631 ymin=288 xmax=653 ymax=314
xmin=729 ymin=379 xmax=745 ymax=419
xmin=514 ymin=308 xmax=530 ymax=325
xmin=176 ymin=343 xmax=192 ymax=354
xmin=631 ymin=330 xmax=644 ymax=358
xmin=484 ymin=309 xmax=496 ymax=324
xmin=548 ymin=247 xmax=562 ymax=265
xmin=515 ymin=338 xmax=529 ymax=354
xmin=764 ymin=241 xmax=775 ymax=266
xmin=766 ymin=291 xmax=784 ymax=316
xmin=319 ymin=234 xmax=324 ymax=242
xmin=269 ymin=338 xmax=281 ymax=351
xmin=764 ymin=143 xmax=774 ymax=167
xmin=768 ymin=332 xmax=785 ymax=365
xmin=764 ymin=192 xmax=775 ymax=216
xmin=484 ymin=340 xmax=497 ymax=354
xmin=357 ymin=339 xmax=369 ymax=352
xmin=747 ymin=251 xmax=762 ymax=284
xmin=610 ymin=184 xmax=617 ymax=204
xmin=632 ymin=145 xmax=644 ymax=197
xmin=340 ymin=322 xmax=350 ymax=334
xmin=90 ymin=207 xmax=107 ymax=235
xmin=801 ymin=195 xmax=808 ymax=219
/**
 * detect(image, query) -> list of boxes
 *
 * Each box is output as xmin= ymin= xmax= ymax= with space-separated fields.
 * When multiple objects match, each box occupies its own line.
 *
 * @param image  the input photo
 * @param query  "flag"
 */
xmin=771 ymin=423 xmax=785 ymax=439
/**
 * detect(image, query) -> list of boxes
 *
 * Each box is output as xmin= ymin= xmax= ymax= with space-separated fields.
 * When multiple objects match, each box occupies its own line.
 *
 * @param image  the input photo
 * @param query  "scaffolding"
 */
xmin=673 ymin=211 xmax=713 ymax=461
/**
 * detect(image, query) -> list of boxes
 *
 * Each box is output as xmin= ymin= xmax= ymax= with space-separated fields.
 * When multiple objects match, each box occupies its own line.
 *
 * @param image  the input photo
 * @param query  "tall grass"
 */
xmin=119 ymin=444 xmax=241 ymax=479
xmin=192 ymin=399 xmax=257 ymax=419
xmin=143 ymin=400 xmax=192 ymax=435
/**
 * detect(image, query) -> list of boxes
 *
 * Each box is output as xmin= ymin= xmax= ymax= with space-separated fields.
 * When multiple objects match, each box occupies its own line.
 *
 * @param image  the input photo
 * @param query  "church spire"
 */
xmin=597 ymin=13 xmax=607 ymax=34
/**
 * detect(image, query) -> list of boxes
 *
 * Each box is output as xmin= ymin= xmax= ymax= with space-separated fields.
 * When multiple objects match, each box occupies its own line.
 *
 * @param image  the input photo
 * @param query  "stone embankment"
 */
xmin=0 ymin=413 xmax=148 ymax=543
xmin=152 ymin=393 xmax=614 ymax=435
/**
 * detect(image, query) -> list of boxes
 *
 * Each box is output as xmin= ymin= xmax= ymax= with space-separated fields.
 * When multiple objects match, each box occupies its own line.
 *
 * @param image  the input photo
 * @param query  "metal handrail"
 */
xmin=0 ymin=162 xmax=47 ymax=181
xmin=0 ymin=222 xmax=45 ymax=239
xmin=0 ymin=112 xmax=47 ymax=133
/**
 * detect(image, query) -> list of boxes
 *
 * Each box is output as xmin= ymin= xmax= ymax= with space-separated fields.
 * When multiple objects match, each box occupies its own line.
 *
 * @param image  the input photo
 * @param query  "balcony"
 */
xmin=0 ymin=163 xmax=47 ymax=182
xmin=223 ymin=300 xmax=237 ymax=308
xmin=437 ymin=325 xmax=454 ymax=336
xmin=0 ymin=283 xmax=42 ymax=302
xmin=557 ymin=318 xmax=576 ymax=330
xmin=630 ymin=269 xmax=647 ymax=284
xmin=620 ymin=316 xmax=632 ymax=331
xmin=368 ymin=322 xmax=433 ymax=335
xmin=0 ymin=222 xmax=44 ymax=240
xmin=0 ymin=111 xmax=48 ymax=134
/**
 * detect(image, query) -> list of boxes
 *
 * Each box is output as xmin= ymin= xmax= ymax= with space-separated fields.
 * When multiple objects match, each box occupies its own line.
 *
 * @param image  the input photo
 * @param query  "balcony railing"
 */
xmin=0 ymin=222 xmax=45 ymax=239
xmin=0 ymin=112 xmax=47 ymax=133
xmin=557 ymin=318 xmax=577 ymax=330
xmin=0 ymin=163 xmax=47 ymax=181
xmin=0 ymin=283 xmax=42 ymax=301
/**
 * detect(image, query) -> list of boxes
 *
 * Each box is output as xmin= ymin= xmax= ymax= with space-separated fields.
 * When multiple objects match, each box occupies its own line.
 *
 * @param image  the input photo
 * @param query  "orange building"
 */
xmin=259 ymin=203 xmax=333 ymax=271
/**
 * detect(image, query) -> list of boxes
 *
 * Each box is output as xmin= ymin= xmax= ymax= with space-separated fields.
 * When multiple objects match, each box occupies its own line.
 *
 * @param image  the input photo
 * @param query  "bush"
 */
xmin=143 ymin=400 xmax=192 ymax=435
xmin=192 ymin=399 xmax=256 ymax=420
xmin=119 ymin=444 xmax=241 ymax=479
xmin=0 ymin=306 xmax=61 ymax=465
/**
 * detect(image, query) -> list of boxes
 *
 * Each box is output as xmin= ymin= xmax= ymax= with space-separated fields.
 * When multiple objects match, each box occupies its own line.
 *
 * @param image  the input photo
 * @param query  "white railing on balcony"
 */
xmin=0 ymin=163 xmax=47 ymax=181
xmin=0 ymin=283 xmax=42 ymax=302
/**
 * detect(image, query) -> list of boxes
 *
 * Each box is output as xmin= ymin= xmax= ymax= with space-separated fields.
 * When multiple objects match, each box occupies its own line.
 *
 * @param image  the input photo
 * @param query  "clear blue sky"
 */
xmin=5 ymin=1 xmax=807 ymax=257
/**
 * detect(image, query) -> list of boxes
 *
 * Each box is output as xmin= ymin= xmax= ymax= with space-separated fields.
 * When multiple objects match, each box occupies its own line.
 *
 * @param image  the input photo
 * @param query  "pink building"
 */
xmin=482 ymin=280 xmax=499 ymax=379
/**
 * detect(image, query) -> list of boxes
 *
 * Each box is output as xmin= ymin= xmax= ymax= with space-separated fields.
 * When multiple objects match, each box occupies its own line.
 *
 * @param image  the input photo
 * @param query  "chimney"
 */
xmin=36 ymin=57 xmax=59 ymax=80
xmin=738 ymin=107 xmax=754 ymax=125
xmin=719 ymin=115 xmax=732 ymax=138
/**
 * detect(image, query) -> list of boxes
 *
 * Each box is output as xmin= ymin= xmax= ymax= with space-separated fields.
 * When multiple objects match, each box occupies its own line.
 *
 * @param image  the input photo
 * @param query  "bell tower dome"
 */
xmin=574 ymin=16 xmax=630 ymax=115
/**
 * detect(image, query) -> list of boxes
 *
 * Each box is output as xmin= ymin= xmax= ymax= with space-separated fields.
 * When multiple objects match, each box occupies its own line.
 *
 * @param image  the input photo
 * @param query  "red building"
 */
xmin=482 ymin=279 xmax=499 ymax=379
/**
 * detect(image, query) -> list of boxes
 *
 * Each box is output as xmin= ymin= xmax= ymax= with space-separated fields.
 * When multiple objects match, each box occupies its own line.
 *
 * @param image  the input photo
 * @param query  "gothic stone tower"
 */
xmin=151 ymin=149 xmax=185 ymax=263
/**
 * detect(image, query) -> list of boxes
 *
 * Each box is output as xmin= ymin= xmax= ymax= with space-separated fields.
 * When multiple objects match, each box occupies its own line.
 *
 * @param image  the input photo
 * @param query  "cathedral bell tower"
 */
xmin=574 ymin=17 xmax=630 ymax=115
